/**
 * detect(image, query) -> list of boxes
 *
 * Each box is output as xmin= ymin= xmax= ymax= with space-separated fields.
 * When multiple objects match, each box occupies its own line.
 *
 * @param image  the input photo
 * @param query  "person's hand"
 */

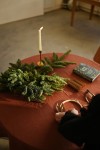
xmin=71 ymin=108 xmax=79 ymax=115
xmin=55 ymin=112 xmax=65 ymax=122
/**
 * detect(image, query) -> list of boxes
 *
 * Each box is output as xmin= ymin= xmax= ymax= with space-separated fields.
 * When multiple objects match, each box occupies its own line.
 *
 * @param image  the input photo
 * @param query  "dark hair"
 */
xmin=87 ymin=94 xmax=100 ymax=115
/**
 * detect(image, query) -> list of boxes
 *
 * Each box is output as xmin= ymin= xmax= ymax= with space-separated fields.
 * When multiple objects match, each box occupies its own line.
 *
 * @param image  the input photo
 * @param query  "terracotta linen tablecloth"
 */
xmin=0 ymin=53 xmax=100 ymax=150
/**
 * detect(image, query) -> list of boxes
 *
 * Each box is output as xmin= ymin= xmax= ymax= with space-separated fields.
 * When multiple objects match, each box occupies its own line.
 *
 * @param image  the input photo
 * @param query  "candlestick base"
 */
xmin=37 ymin=50 xmax=43 ymax=66
xmin=37 ymin=61 xmax=44 ymax=66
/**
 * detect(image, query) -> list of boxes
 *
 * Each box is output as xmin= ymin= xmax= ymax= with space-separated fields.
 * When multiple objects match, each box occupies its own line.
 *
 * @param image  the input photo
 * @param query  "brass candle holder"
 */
xmin=37 ymin=51 xmax=44 ymax=66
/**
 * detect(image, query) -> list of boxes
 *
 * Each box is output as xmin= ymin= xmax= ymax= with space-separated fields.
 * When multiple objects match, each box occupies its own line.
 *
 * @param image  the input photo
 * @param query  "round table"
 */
xmin=0 ymin=53 xmax=100 ymax=150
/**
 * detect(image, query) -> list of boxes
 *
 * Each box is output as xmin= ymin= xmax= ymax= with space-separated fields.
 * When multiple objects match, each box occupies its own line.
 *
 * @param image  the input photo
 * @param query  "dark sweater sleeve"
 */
xmin=80 ymin=107 xmax=88 ymax=116
xmin=58 ymin=111 xmax=86 ymax=146
xmin=59 ymin=111 xmax=78 ymax=126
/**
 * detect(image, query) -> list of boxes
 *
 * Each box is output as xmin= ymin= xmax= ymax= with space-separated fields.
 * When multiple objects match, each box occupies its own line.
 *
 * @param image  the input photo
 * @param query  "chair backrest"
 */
xmin=93 ymin=47 xmax=100 ymax=64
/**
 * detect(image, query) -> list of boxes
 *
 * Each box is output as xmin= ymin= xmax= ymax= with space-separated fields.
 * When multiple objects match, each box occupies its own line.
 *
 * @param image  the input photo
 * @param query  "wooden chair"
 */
xmin=93 ymin=46 xmax=100 ymax=64
xmin=71 ymin=0 xmax=100 ymax=26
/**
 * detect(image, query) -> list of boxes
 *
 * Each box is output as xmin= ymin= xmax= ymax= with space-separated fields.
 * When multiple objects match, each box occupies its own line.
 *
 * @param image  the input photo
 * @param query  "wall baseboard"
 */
xmin=44 ymin=4 xmax=62 ymax=13
xmin=80 ymin=5 xmax=100 ymax=16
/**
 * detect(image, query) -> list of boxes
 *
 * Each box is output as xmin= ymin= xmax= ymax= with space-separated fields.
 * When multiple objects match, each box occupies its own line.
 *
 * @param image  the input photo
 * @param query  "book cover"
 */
xmin=73 ymin=63 xmax=100 ymax=82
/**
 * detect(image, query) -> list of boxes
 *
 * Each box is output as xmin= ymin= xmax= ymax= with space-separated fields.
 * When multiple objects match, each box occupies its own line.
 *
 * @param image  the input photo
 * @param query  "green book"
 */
xmin=73 ymin=63 xmax=100 ymax=82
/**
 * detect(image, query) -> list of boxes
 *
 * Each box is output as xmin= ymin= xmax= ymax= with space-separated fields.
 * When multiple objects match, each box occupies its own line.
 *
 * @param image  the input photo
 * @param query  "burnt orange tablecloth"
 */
xmin=0 ymin=53 xmax=100 ymax=150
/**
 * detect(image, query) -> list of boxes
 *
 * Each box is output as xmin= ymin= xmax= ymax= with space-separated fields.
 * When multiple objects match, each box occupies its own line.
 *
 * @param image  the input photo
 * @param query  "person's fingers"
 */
xmin=55 ymin=112 xmax=65 ymax=122
xmin=71 ymin=108 xmax=79 ymax=115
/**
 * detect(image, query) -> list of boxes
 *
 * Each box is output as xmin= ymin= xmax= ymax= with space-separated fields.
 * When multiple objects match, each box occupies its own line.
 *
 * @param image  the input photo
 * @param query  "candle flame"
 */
xmin=39 ymin=26 xmax=43 ymax=31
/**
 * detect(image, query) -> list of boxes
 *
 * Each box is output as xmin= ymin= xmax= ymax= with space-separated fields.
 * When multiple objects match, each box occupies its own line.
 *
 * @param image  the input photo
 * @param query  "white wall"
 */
xmin=44 ymin=0 xmax=62 ymax=12
xmin=0 ymin=0 xmax=63 ymax=25
xmin=55 ymin=0 xmax=63 ymax=9
xmin=0 ymin=0 xmax=44 ymax=25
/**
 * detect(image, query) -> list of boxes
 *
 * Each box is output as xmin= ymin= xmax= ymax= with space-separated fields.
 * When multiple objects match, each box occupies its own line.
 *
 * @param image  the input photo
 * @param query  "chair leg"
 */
xmin=93 ymin=46 xmax=100 ymax=64
xmin=70 ymin=0 xmax=77 ymax=26
xmin=89 ymin=5 xmax=95 ymax=20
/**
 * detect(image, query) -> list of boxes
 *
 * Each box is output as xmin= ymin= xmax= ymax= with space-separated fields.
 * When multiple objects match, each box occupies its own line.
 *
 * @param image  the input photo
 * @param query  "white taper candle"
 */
xmin=39 ymin=27 xmax=43 ymax=51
